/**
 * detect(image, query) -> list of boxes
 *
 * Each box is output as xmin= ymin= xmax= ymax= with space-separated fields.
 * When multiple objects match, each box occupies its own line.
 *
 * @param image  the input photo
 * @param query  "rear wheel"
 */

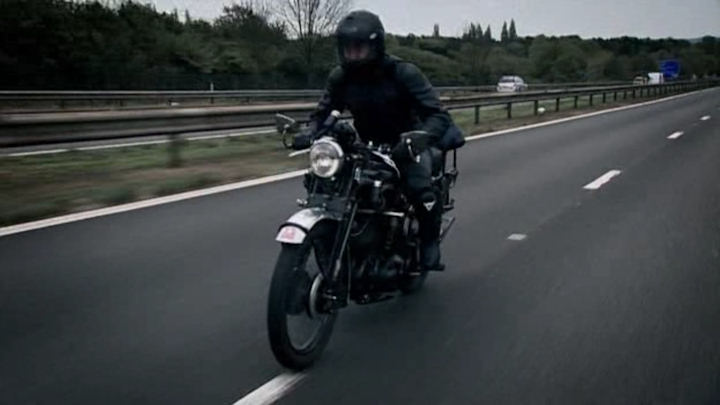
xmin=400 ymin=270 xmax=428 ymax=294
xmin=267 ymin=224 xmax=337 ymax=370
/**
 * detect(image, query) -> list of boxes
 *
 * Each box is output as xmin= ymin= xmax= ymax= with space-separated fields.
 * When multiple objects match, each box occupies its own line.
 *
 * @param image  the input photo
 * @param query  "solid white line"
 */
xmin=507 ymin=234 xmax=527 ymax=241
xmin=583 ymin=170 xmax=623 ymax=190
xmin=3 ymin=130 xmax=278 ymax=157
xmin=466 ymin=88 xmax=712 ymax=142
xmin=667 ymin=131 xmax=684 ymax=140
xmin=77 ymin=140 xmax=169 ymax=150
xmin=187 ymin=129 xmax=276 ymax=141
xmin=0 ymin=170 xmax=307 ymax=237
xmin=700 ymin=115 xmax=711 ymax=121
xmin=231 ymin=373 xmax=305 ymax=405
xmin=1 ymin=87 xmax=715 ymax=237
xmin=8 ymin=149 xmax=69 ymax=157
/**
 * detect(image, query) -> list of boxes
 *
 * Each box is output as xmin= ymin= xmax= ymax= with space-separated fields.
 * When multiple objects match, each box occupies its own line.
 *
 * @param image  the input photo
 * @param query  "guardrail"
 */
xmin=0 ymin=81 xmax=715 ymax=149
xmin=0 ymin=81 xmax=627 ymax=108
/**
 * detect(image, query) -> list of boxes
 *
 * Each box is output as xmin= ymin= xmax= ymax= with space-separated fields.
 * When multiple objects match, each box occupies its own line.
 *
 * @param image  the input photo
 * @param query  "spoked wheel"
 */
xmin=267 ymin=224 xmax=337 ymax=370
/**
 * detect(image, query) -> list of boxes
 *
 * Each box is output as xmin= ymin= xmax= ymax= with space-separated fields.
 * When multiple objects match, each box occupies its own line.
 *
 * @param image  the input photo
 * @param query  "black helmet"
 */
xmin=335 ymin=10 xmax=385 ymax=68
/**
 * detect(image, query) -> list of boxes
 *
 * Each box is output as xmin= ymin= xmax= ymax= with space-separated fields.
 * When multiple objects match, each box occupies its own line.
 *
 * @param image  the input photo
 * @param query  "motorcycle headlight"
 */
xmin=309 ymin=138 xmax=344 ymax=178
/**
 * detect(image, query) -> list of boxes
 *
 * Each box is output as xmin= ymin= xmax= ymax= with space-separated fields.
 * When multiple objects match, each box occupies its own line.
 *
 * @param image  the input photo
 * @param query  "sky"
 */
xmin=149 ymin=0 xmax=720 ymax=39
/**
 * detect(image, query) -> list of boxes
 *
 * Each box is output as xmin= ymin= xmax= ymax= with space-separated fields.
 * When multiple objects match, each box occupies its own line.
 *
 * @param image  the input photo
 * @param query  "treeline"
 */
xmin=0 ymin=0 xmax=718 ymax=90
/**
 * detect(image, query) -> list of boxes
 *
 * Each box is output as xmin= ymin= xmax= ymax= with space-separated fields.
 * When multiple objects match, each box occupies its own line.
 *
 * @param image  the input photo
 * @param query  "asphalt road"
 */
xmin=1 ymin=88 xmax=719 ymax=404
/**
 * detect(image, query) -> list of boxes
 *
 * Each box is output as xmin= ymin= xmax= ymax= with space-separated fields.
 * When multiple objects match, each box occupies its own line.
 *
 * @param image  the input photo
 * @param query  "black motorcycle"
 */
xmin=267 ymin=111 xmax=459 ymax=370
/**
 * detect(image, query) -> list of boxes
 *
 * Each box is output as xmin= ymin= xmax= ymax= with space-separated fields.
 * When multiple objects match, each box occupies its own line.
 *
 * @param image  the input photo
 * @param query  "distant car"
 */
xmin=497 ymin=76 xmax=528 ymax=92
xmin=632 ymin=76 xmax=647 ymax=85
xmin=647 ymin=72 xmax=664 ymax=85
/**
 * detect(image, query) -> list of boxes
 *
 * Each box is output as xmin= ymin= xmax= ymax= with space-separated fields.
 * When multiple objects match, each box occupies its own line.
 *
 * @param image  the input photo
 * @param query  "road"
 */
xmin=1 ymin=88 xmax=719 ymax=404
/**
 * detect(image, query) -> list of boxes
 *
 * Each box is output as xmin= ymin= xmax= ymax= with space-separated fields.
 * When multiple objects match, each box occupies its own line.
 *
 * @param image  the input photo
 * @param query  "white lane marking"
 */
xmin=1 ymin=87 xmax=715 ymax=236
xmin=188 ymin=129 xmax=276 ymax=141
xmin=466 ymin=88 xmax=713 ymax=142
xmin=8 ymin=149 xmax=69 ymax=157
xmin=667 ymin=131 xmax=684 ymax=140
xmin=0 ymin=170 xmax=307 ymax=237
xmin=232 ymin=373 xmax=305 ymax=405
xmin=77 ymin=140 xmax=168 ymax=150
xmin=507 ymin=234 xmax=527 ymax=241
xmin=700 ymin=115 xmax=711 ymax=121
xmin=2 ymin=129 xmax=277 ymax=156
xmin=583 ymin=170 xmax=623 ymax=190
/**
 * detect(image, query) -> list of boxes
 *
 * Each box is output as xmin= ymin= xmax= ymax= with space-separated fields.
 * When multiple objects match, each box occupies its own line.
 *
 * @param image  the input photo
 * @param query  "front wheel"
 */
xmin=267 ymin=225 xmax=337 ymax=370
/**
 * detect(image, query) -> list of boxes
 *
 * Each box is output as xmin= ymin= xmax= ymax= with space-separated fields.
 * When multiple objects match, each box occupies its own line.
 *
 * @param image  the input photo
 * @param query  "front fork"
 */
xmin=321 ymin=201 xmax=358 ymax=310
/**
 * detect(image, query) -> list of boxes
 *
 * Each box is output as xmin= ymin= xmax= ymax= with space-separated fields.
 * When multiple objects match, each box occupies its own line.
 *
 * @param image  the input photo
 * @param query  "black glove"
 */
xmin=291 ymin=131 xmax=313 ymax=150
xmin=391 ymin=140 xmax=413 ymax=162
xmin=392 ymin=131 xmax=430 ymax=162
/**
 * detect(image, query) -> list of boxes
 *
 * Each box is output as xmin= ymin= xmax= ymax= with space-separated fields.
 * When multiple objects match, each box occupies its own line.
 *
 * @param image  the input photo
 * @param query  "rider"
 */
xmin=297 ymin=10 xmax=450 ymax=271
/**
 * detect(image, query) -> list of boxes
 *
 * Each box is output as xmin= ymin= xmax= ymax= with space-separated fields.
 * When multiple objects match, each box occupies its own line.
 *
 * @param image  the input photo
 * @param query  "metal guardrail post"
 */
xmin=602 ymin=93 xmax=606 ymax=103
xmin=474 ymin=105 xmax=480 ymax=125
xmin=555 ymin=98 xmax=560 ymax=112
xmin=534 ymin=100 xmax=539 ymax=116
xmin=574 ymin=96 xmax=579 ymax=108
xmin=589 ymin=94 xmax=594 ymax=106
xmin=168 ymin=134 xmax=184 ymax=168
xmin=507 ymin=102 xmax=512 ymax=119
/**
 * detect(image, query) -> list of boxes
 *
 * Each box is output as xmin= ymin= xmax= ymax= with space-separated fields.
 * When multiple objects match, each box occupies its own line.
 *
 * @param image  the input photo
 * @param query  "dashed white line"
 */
xmin=667 ymin=131 xmax=684 ymax=140
xmin=507 ymin=234 xmax=527 ymax=241
xmin=583 ymin=170 xmax=623 ymax=190
xmin=700 ymin=115 xmax=711 ymax=121
xmin=231 ymin=373 xmax=305 ymax=405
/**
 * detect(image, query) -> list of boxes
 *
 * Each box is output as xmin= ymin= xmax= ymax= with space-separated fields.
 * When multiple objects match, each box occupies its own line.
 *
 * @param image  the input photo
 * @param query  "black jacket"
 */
xmin=310 ymin=55 xmax=451 ymax=147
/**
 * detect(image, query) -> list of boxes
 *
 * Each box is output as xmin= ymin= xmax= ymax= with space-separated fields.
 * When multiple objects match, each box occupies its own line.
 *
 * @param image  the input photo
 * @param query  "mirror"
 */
xmin=275 ymin=113 xmax=300 ymax=134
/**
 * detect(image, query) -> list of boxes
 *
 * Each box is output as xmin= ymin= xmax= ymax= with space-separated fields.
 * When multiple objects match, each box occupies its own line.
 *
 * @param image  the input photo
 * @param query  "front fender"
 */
xmin=275 ymin=208 xmax=343 ymax=244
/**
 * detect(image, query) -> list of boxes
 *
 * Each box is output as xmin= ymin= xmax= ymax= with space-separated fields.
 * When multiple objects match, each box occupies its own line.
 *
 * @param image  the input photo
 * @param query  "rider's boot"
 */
xmin=417 ymin=190 xmax=444 ymax=271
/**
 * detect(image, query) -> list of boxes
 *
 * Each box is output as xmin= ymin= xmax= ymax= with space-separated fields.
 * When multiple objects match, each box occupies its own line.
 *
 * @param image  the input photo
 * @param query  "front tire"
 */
xmin=267 ymin=225 xmax=337 ymax=370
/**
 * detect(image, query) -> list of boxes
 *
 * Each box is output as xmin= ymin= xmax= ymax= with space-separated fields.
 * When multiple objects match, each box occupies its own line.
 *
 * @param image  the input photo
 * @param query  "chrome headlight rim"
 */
xmin=309 ymin=137 xmax=344 ymax=179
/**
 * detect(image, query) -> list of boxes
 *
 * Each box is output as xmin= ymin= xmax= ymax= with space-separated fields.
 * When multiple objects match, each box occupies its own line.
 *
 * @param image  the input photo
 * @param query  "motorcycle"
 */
xmin=267 ymin=111 xmax=459 ymax=370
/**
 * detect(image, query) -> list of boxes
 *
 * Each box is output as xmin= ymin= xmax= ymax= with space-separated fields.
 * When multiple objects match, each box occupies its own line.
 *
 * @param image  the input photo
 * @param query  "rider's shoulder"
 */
xmin=385 ymin=55 xmax=424 ymax=81
xmin=327 ymin=65 xmax=346 ymax=85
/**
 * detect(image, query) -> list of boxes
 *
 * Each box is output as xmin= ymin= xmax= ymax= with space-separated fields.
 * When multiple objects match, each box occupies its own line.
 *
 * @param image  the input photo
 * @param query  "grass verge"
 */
xmin=0 ymin=92 xmax=672 ymax=227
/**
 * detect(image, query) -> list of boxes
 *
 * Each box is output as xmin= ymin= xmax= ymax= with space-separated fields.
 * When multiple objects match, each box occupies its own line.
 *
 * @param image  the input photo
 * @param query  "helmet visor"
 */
xmin=342 ymin=40 xmax=371 ymax=63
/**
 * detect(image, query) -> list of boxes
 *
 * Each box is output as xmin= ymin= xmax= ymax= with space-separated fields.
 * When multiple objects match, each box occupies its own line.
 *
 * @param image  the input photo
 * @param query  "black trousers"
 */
xmin=397 ymin=149 xmax=442 ymax=243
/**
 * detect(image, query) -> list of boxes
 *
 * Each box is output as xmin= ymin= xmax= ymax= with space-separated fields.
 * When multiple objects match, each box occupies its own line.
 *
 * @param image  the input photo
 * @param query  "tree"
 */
xmin=501 ymin=21 xmax=508 ymax=42
xmin=213 ymin=2 xmax=286 ymax=77
xmin=484 ymin=25 xmax=492 ymax=42
xmin=463 ymin=23 xmax=483 ymax=42
xmin=433 ymin=24 xmax=440 ymax=38
xmin=273 ymin=0 xmax=352 ymax=83
xmin=509 ymin=19 xmax=517 ymax=40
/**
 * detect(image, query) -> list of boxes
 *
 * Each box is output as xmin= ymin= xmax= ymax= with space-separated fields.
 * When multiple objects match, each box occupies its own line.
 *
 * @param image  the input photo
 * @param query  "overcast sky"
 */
xmin=150 ymin=0 xmax=720 ymax=39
